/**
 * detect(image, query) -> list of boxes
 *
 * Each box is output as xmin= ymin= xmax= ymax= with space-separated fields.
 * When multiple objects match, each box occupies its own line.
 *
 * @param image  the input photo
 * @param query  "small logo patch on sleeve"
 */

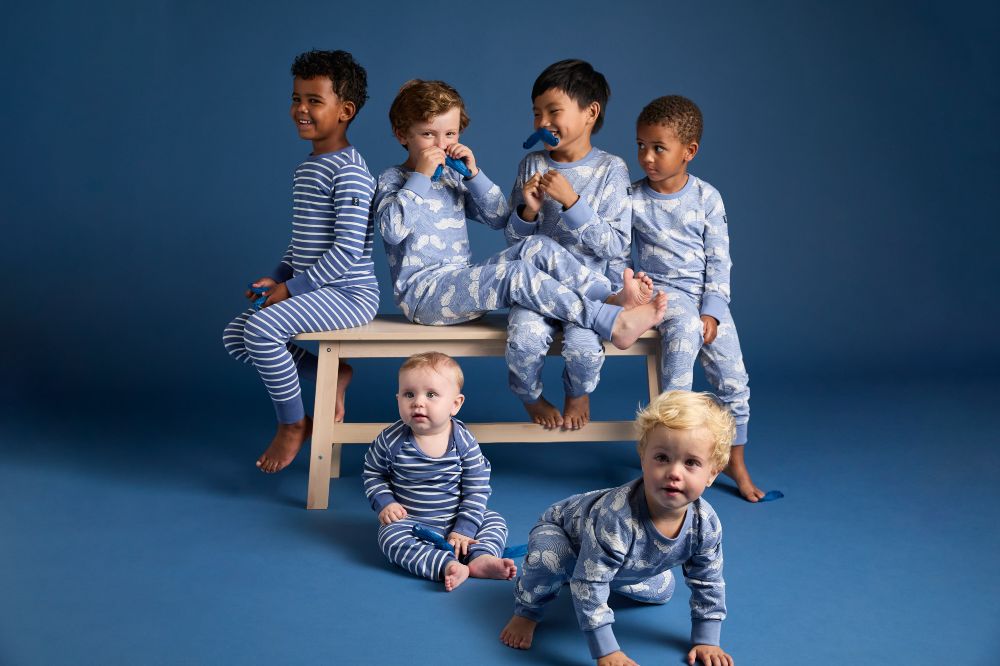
xmin=352 ymin=197 xmax=361 ymax=206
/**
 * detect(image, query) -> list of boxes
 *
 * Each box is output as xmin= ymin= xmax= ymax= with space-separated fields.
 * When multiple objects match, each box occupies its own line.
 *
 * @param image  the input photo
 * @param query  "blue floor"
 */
xmin=3 ymin=375 xmax=998 ymax=665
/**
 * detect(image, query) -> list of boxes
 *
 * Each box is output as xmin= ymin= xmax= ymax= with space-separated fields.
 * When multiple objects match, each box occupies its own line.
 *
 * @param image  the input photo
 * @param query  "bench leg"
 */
xmin=646 ymin=348 xmax=662 ymax=405
xmin=307 ymin=343 xmax=340 ymax=510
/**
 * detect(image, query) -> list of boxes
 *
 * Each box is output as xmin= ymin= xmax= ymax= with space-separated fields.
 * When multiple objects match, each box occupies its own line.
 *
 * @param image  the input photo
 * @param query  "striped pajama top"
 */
xmin=362 ymin=419 xmax=492 ymax=537
xmin=271 ymin=146 xmax=379 ymax=296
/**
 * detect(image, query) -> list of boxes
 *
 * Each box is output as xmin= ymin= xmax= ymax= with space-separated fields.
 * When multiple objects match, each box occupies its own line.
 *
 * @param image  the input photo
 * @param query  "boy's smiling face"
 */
xmin=395 ymin=106 xmax=462 ymax=166
xmin=532 ymin=87 xmax=598 ymax=157
xmin=290 ymin=76 xmax=354 ymax=153
xmin=640 ymin=425 xmax=719 ymax=519
xmin=636 ymin=122 xmax=698 ymax=194
xmin=396 ymin=365 xmax=464 ymax=438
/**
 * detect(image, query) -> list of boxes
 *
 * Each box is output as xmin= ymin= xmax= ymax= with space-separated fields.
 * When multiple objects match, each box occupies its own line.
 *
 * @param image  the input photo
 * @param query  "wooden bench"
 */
xmin=295 ymin=315 xmax=662 ymax=509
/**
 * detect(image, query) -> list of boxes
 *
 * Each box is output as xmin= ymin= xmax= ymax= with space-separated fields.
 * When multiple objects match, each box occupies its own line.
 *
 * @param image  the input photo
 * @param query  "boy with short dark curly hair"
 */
xmin=630 ymin=94 xmax=763 ymax=501
xmin=223 ymin=49 xmax=379 ymax=474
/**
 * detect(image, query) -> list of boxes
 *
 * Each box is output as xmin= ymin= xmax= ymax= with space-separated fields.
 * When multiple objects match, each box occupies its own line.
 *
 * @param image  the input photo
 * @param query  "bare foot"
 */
xmin=724 ymin=445 xmax=765 ymax=502
xmin=606 ymin=268 xmax=654 ymax=309
xmin=609 ymin=292 xmax=667 ymax=350
xmin=256 ymin=415 xmax=312 ymax=473
xmin=443 ymin=560 xmax=470 ymax=592
xmin=468 ymin=554 xmax=517 ymax=580
xmin=500 ymin=615 xmax=537 ymax=650
xmin=334 ymin=361 xmax=353 ymax=423
xmin=524 ymin=396 xmax=563 ymax=430
xmin=562 ymin=394 xmax=590 ymax=430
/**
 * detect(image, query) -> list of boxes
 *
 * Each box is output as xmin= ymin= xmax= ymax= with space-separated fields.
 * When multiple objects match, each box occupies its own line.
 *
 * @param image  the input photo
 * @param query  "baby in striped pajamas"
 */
xmin=374 ymin=80 xmax=665 ymax=358
xmin=505 ymin=59 xmax=634 ymax=432
xmin=223 ymin=50 xmax=379 ymax=473
xmin=501 ymin=391 xmax=737 ymax=666
xmin=631 ymin=96 xmax=764 ymax=502
xmin=363 ymin=353 xmax=517 ymax=591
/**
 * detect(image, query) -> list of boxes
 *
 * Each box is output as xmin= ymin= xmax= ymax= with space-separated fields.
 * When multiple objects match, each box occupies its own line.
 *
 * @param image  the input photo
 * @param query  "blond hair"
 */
xmin=635 ymin=390 xmax=734 ymax=471
xmin=388 ymin=79 xmax=470 ymax=138
xmin=399 ymin=351 xmax=464 ymax=391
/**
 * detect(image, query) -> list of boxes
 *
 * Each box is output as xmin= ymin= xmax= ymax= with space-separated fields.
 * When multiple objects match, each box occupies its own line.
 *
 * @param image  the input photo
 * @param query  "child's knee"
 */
xmin=508 ymin=319 xmax=553 ymax=357
xmin=562 ymin=327 xmax=603 ymax=357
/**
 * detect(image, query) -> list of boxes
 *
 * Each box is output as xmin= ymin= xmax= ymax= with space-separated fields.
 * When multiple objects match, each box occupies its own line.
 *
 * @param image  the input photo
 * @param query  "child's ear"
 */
xmin=340 ymin=101 xmax=357 ymax=123
xmin=393 ymin=128 xmax=407 ymax=147
xmin=586 ymin=101 xmax=600 ymax=126
xmin=684 ymin=141 xmax=700 ymax=163
xmin=706 ymin=469 xmax=720 ymax=487
xmin=451 ymin=393 xmax=465 ymax=416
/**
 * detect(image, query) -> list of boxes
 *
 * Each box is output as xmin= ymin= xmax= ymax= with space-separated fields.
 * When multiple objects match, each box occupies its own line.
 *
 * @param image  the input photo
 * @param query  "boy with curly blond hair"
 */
xmin=501 ymin=390 xmax=737 ymax=666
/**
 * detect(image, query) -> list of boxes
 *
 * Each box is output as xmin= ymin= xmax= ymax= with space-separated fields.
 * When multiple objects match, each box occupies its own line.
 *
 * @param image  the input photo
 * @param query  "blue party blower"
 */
xmin=432 ymin=156 xmax=473 ymax=181
xmin=412 ymin=524 xmax=527 ymax=559
xmin=522 ymin=128 xmax=559 ymax=149
xmin=247 ymin=284 xmax=269 ymax=310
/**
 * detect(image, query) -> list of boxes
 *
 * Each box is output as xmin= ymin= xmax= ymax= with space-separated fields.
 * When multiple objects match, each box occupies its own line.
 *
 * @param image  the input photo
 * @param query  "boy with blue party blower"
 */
xmin=506 ymin=59 xmax=635 ymax=432
xmin=374 ymin=79 xmax=666 ymax=350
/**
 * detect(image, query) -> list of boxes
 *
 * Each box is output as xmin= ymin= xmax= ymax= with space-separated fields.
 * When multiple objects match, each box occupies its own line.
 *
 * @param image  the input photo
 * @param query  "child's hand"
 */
xmin=378 ymin=502 xmax=408 ymax=525
xmin=446 ymin=143 xmax=478 ymax=178
xmin=687 ymin=644 xmax=734 ymax=666
xmin=521 ymin=173 xmax=544 ymax=221
xmin=537 ymin=170 xmax=579 ymax=209
xmin=415 ymin=146 xmax=447 ymax=178
xmin=263 ymin=282 xmax=290 ymax=308
xmin=246 ymin=277 xmax=277 ymax=300
xmin=701 ymin=315 xmax=719 ymax=344
xmin=597 ymin=650 xmax=639 ymax=666
xmin=446 ymin=531 xmax=479 ymax=558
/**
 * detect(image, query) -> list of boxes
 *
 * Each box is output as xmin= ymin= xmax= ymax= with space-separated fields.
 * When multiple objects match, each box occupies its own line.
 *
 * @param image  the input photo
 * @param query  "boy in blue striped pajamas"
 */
xmin=506 ymin=59 xmax=635 ymax=432
xmin=501 ymin=391 xmax=736 ymax=666
xmin=222 ymin=50 xmax=379 ymax=473
xmin=375 ymin=80 xmax=666 ymax=354
xmin=364 ymin=353 xmax=518 ymax=591
xmin=630 ymin=96 xmax=764 ymax=502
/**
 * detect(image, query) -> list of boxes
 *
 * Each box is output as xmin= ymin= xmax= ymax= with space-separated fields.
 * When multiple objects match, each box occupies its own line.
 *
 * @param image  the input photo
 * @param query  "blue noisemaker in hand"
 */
xmin=432 ymin=156 xmax=473 ymax=181
xmin=248 ymin=284 xmax=269 ymax=310
xmin=412 ymin=524 xmax=527 ymax=559
xmin=759 ymin=490 xmax=784 ymax=502
xmin=522 ymin=128 xmax=559 ymax=149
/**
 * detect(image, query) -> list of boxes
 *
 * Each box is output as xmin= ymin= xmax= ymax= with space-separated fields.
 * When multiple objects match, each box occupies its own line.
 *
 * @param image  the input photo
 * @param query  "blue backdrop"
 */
xmin=3 ymin=0 xmax=997 ymax=406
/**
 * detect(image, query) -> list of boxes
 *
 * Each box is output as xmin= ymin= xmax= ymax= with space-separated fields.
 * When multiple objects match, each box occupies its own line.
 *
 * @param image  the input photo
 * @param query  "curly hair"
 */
xmin=399 ymin=352 xmax=464 ymax=391
xmin=290 ymin=50 xmax=368 ymax=113
xmin=635 ymin=390 xmax=734 ymax=472
xmin=637 ymin=95 xmax=703 ymax=145
xmin=388 ymin=80 xmax=469 ymax=138
xmin=531 ymin=59 xmax=610 ymax=133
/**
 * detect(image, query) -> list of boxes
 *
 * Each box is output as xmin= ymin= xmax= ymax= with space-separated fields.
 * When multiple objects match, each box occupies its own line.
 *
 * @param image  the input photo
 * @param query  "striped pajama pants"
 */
xmin=378 ymin=511 xmax=508 ymax=581
xmin=222 ymin=284 xmax=378 ymax=423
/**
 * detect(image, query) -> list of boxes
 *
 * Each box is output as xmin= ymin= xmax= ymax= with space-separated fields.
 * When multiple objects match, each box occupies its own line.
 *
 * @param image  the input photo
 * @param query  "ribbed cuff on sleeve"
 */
xmin=585 ymin=625 xmax=621 ymax=659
